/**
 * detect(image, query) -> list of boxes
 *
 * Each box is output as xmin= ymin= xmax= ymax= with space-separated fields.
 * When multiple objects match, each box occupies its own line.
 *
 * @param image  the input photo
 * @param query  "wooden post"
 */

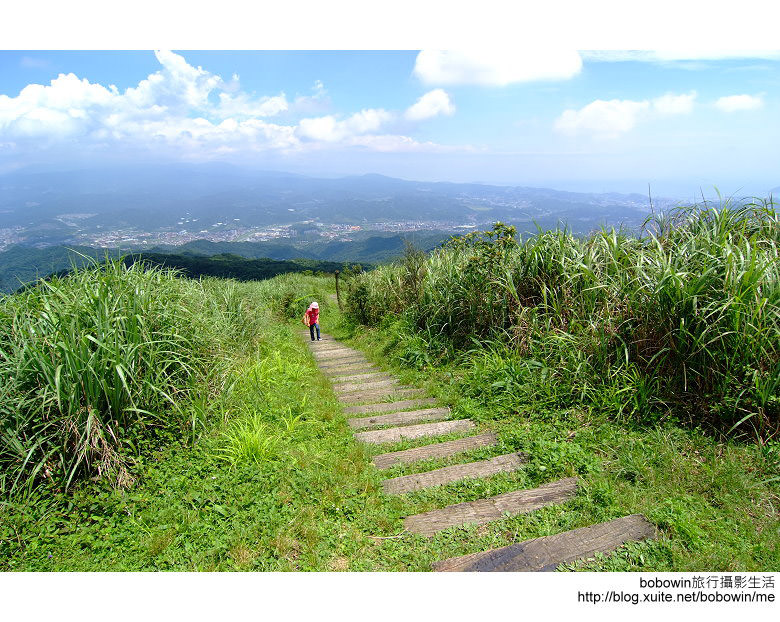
xmin=334 ymin=270 xmax=343 ymax=311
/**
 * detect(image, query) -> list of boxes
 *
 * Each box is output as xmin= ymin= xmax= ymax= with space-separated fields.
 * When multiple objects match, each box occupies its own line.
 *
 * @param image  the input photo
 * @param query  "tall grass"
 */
xmin=346 ymin=199 xmax=780 ymax=438
xmin=0 ymin=259 xmax=263 ymax=494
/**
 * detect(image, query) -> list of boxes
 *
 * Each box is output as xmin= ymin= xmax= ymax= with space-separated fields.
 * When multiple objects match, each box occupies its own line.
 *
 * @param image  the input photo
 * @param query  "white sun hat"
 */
xmin=311 ymin=301 xmax=319 ymax=308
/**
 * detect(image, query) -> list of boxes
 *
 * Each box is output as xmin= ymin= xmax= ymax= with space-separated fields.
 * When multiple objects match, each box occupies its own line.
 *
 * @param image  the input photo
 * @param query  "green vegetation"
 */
xmin=2 ymin=201 xmax=778 ymax=571
xmin=347 ymin=200 xmax=779 ymax=439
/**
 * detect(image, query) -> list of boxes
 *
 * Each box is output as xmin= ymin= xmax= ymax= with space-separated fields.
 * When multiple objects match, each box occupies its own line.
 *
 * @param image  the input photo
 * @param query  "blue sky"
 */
xmin=1 ymin=49 xmax=778 ymax=197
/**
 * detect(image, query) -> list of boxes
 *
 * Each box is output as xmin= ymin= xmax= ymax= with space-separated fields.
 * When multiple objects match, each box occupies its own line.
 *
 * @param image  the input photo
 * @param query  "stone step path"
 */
xmin=348 ymin=407 xmax=451 ymax=430
xmin=303 ymin=330 xmax=655 ymax=570
xmin=432 ymin=514 xmax=658 ymax=572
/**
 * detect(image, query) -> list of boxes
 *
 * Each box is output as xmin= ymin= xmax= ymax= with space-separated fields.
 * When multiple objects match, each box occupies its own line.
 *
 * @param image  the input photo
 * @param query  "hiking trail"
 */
xmin=305 ymin=331 xmax=657 ymax=572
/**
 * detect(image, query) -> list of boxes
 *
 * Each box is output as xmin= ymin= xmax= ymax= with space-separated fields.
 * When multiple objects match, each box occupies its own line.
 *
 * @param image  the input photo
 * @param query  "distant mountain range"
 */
xmin=0 ymin=231 xmax=451 ymax=292
xmin=0 ymin=163 xmax=682 ymax=250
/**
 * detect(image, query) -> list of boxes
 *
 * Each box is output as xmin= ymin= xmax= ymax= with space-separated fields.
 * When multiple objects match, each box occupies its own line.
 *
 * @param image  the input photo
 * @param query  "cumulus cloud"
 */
xmin=714 ymin=94 xmax=764 ymax=112
xmin=405 ymin=89 xmax=455 ymax=121
xmin=554 ymin=99 xmax=650 ymax=138
xmin=413 ymin=50 xmax=582 ymax=86
xmin=652 ymin=91 xmax=697 ymax=115
xmin=0 ymin=51 xmax=460 ymax=158
xmin=297 ymin=108 xmax=393 ymax=143
xmin=554 ymin=91 xmax=698 ymax=138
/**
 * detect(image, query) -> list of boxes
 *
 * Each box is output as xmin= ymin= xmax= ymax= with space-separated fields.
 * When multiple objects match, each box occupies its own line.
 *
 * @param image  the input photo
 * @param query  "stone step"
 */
xmin=334 ymin=378 xmax=399 ymax=394
xmin=354 ymin=419 xmax=474 ymax=445
xmin=348 ymin=407 xmax=450 ymax=430
xmin=343 ymin=398 xmax=438 ymax=415
xmin=332 ymin=371 xmax=393 ymax=384
xmin=373 ymin=433 xmax=499 ymax=469
xmin=324 ymin=365 xmax=380 ymax=377
xmin=382 ymin=452 xmax=527 ymax=495
xmin=432 ymin=514 xmax=657 ymax=572
xmin=338 ymin=387 xmax=424 ymax=405
xmin=404 ymin=477 xmax=579 ymax=537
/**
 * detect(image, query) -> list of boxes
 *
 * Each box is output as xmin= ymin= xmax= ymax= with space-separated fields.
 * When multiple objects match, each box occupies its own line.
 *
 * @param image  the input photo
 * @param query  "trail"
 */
xmin=305 ymin=331 xmax=657 ymax=572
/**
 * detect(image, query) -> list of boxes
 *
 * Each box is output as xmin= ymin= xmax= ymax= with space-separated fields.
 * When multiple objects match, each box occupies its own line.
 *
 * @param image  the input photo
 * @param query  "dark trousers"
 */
xmin=309 ymin=322 xmax=320 ymax=340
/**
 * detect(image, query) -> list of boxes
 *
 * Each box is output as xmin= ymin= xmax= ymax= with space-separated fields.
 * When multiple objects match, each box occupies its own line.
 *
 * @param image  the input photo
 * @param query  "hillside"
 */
xmin=0 ymin=244 xmax=368 ymax=293
xmin=1 ymin=202 xmax=778 ymax=573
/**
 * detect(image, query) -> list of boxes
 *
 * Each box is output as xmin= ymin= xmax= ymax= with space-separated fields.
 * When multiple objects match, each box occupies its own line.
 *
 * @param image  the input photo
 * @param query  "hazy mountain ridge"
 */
xmin=0 ymin=164 xmax=679 ymax=251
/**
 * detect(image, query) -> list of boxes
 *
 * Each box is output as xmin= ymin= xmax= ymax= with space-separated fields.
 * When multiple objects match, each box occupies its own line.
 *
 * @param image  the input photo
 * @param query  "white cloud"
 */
xmin=554 ymin=99 xmax=650 ymax=138
xmin=0 ymin=51 xmax=461 ymax=158
xmin=652 ymin=91 xmax=697 ymax=115
xmin=217 ymin=92 xmax=288 ymax=117
xmin=405 ymin=89 xmax=455 ymax=121
xmin=554 ymin=91 xmax=698 ymax=138
xmin=413 ymin=50 xmax=582 ymax=86
xmin=581 ymin=50 xmax=780 ymax=63
xmin=297 ymin=108 xmax=393 ymax=143
xmin=714 ymin=94 xmax=764 ymax=112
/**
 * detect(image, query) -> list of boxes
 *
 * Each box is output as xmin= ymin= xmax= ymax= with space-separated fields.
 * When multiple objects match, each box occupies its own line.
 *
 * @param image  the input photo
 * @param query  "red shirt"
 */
xmin=306 ymin=308 xmax=319 ymax=324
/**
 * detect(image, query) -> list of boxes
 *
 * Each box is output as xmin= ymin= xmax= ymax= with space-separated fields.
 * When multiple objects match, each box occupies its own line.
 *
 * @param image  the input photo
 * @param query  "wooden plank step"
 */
xmin=343 ymin=398 xmax=438 ymax=415
xmin=348 ymin=407 xmax=450 ymax=430
xmin=338 ymin=387 xmax=424 ymax=404
xmin=373 ymin=433 xmax=498 ymax=469
xmin=332 ymin=372 xmax=393 ymax=384
xmin=404 ymin=477 xmax=579 ymax=536
xmin=382 ymin=452 xmax=527 ymax=495
xmin=324 ymin=365 xmax=380 ymax=377
xmin=310 ymin=345 xmax=350 ymax=354
xmin=334 ymin=378 xmax=399 ymax=394
xmin=317 ymin=356 xmax=369 ymax=369
xmin=354 ymin=419 xmax=474 ymax=445
xmin=313 ymin=350 xmax=365 ymax=361
xmin=432 ymin=514 xmax=657 ymax=572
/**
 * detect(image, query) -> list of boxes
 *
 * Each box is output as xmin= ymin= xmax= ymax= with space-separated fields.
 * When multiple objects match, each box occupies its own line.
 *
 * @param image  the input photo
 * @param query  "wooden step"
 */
xmin=318 ymin=356 xmax=369 ymax=369
xmin=404 ymin=477 xmax=579 ymax=536
xmin=383 ymin=452 xmax=528 ymax=495
xmin=338 ymin=387 xmax=424 ymax=404
xmin=324 ymin=365 xmax=380 ymax=377
xmin=314 ymin=350 xmax=365 ymax=362
xmin=373 ymin=433 xmax=498 ymax=469
xmin=310 ymin=345 xmax=350 ymax=354
xmin=334 ymin=378 xmax=399 ymax=394
xmin=432 ymin=514 xmax=657 ymax=572
xmin=354 ymin=419 xmax=474 ymax=445
xmin=348 ymin=407 xmax=450 ymax=430
xmin=343 ymin=398 xmax=438 ymax=415
xmin=332 ymin=372 xmax=393 ymax=384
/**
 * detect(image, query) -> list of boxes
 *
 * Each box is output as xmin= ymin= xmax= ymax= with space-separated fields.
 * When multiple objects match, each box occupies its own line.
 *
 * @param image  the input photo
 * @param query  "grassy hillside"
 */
xmin=2 ymin=204 xmax=778 ymax=571
xmin=0 ymin=246 xmax=362 ymax=293
xmin=346 ymin=200 xmax=779 ymax=440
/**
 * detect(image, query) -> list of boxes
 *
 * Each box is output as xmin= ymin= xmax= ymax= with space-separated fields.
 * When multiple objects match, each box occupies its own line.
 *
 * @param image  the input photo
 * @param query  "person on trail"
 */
xmin=304 ymin=301 xmax=321 ymax=341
